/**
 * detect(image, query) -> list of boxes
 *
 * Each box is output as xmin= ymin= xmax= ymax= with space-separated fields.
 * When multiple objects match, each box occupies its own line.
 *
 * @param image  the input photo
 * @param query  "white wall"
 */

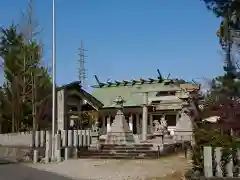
xmin=0 ymin=132 xmax=33 ymax=147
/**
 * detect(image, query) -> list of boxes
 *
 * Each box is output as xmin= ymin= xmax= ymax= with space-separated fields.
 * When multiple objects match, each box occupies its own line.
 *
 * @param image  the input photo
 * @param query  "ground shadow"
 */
xmin=0 ymin=159 xmax=76 ymax=180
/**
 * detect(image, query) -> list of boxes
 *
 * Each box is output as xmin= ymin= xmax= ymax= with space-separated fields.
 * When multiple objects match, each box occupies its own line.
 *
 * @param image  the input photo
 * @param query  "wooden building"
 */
xmin=90 ymin=76 xmax=200 ymax=135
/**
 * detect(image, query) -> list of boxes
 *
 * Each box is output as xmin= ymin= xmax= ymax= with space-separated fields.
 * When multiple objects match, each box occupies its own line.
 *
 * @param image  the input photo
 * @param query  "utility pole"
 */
xmin=78 ymin=40 xmax=87 ymax=89
xmin=52 ymin=0 xmax=56 ymax=160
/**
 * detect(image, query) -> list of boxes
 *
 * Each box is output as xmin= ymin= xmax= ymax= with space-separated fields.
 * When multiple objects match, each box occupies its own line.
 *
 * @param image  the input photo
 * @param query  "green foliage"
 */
xmin=190 ymin=1 xmax=240 ymax=176
xmin=192 ymin=122 xmax=239 ymax=173
xmin=202 ymin=0 xmax=240 ymax=48
xmin=0 ymin=23 xmax=51 ymax=132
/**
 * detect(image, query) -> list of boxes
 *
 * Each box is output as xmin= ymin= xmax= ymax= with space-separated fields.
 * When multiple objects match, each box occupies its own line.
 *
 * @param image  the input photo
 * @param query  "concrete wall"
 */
xmin=0 ymin=146 xmax=34 ymax=162
xmin=0 ymin=130 xmax=93 ymax=147
xmin=0 ymin=132 xmax=33 ymax=147
xmin=0 ymin=130 xmax=93 ymax=163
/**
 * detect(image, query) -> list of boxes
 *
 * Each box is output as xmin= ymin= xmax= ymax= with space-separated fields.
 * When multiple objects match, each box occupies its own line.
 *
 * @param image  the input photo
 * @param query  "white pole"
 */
xmin=52 ymin=0 xmax=56 ymax=160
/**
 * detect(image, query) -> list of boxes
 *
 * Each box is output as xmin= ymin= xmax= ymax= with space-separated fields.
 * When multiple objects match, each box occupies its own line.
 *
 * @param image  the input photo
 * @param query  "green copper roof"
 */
xmin=58 ymin=81 xmax=104 ymax=110
xmin=91 ymin=79 xmax=182 ymax=108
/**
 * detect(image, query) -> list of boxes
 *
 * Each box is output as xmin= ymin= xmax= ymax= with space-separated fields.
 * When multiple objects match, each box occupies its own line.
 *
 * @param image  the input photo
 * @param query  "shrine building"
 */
xmin=90 ymin=75 xmax=200 ymax=136
xmin=51 ymin=73 xmax=200 ymax=142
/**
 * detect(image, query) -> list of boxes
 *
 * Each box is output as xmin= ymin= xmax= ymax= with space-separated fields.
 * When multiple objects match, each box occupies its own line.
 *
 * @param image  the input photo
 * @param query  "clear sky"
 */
xmin=1 ymin=0 xmax=223 ymax=90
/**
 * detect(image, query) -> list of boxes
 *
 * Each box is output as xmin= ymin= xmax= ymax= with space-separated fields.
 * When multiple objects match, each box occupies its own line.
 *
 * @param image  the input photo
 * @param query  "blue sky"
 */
xmin=1 ymin=0 xmax=223 ymax=90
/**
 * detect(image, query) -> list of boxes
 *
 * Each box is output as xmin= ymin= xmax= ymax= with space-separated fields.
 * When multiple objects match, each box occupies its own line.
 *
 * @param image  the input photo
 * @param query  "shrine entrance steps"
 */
xmin=78 ymin=144 xmax=159 ymax=159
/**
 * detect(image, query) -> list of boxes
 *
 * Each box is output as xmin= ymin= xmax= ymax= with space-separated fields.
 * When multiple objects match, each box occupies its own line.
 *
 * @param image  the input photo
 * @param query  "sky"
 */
xmin=1 ymin=0 xmax=223 ymax=91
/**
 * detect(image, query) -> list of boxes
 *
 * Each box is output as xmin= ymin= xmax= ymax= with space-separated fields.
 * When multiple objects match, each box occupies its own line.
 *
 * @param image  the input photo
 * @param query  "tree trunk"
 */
xmin=12 ymin=112 xmax=15 ymax=133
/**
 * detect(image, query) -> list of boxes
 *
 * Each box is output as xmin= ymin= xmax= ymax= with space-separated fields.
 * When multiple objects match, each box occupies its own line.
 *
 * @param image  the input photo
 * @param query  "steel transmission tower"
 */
xmin=78 ymin=40 xmax=87 ymax=89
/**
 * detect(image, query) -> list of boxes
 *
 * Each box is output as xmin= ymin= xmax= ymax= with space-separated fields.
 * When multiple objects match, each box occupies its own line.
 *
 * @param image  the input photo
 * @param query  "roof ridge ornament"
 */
xmin=94 ymin=75 xmax=105 ymax=87
xmin=91 ymin=74 xmax=173 ymax=88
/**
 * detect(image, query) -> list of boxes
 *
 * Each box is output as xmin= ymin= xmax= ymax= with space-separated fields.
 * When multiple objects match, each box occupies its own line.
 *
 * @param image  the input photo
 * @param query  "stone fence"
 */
xmin=0 ymin=130 xmax=94 ymax=164
xmin=204 ymin=146 xmax=240 ymax=178
xmin=0 ymin=130 xmax=93 ymax=147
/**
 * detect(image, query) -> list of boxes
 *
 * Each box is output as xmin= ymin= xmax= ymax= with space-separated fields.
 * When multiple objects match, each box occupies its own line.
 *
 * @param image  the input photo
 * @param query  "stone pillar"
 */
xmin=136 ymin=114 xmax=140 ymax=134
xmin=142 ymin=92 xmax=148 ymax=141
xmin=57 ymin=89 xmax=66 ymax=131
xmin=107 ymin=115 xmax=111 ymax=133
xmin=129 ymin=113 xmax=133 ymax=131
xmin=149 ymin=114 xmax=153 ymax=133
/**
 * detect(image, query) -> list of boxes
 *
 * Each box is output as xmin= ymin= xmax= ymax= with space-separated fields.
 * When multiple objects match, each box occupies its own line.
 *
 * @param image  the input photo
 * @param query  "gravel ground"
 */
xmin=26 ymin=153 xmax=191 ymax=180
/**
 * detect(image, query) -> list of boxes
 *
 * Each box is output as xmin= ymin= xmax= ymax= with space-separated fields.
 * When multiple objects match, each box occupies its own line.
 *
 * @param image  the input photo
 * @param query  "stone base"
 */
xmin=89 ymin=143 xmax=100 ymax=151
xmin=105 ymin=132 xmax=135 ymax=144
xmin=0 ymin=146 xmax=36 ymax=163
xmin=151 ymin=136 xmax=164 ymax=144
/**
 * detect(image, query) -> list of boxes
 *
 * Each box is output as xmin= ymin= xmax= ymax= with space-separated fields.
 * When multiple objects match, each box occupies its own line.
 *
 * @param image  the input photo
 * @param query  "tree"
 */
xmin=19 ymin=0 xmax=51 ymax=130
xmin=0 ymin=23 xmax=51 ymax=132
xmin=0 ymin=25 xmax=25 ymax=132
xmin=190 ymin=1 xmax=240 ymax=174
xmin=202 ymin=0 xmax=240 ymax=48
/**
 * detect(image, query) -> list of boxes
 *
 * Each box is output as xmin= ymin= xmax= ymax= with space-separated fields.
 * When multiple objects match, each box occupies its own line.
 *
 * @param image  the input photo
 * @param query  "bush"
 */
xmin=192 ymin=121 xmax=240 ymax=174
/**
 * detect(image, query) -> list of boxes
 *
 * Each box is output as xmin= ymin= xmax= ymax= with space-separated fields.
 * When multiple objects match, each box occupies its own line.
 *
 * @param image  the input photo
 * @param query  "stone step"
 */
xmin=100 ymin=150 xmax=157 ymax=154
xmin=100 ymin=144 xmax=153 ymax=150
xmin=101 ymin=147 xmax=152 ymax=151
xmin=101 ymin=144 xmax=153 ymax=148
xmin=79 ymin=151 xmax=157 ymax=157
xmin=78 ymin=155 xmax=157 ymax=159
